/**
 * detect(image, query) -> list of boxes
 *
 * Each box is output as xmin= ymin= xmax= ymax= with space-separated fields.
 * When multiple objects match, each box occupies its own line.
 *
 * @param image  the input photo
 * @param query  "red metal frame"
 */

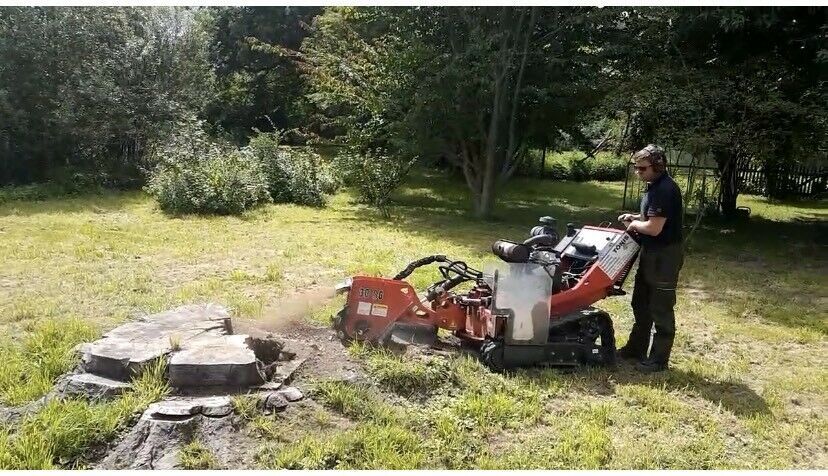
xmin=340 ymin=226 xmax=632 ymax=344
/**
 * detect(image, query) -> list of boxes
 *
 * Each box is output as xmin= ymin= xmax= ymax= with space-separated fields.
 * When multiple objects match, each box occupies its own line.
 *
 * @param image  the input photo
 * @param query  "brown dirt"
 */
xmin=234 ymin=317 xmax=366 ymax=385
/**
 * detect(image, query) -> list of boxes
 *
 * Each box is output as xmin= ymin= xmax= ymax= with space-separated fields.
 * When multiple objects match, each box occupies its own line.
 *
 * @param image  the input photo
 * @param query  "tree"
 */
xmin=0 ymin=7 xmax=212 ymax=186
xmin=605 ymin=7 xmax=827 ymax=216
xmin=301 ymin=7 xmax=609 ymax=217
xmin=204 ymin=6 xmax=321 ymax=143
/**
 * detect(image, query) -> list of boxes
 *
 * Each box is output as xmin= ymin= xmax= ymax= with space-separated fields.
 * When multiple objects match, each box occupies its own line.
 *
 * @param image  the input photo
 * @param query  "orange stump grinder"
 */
xmin=333 ymin=217 xmax=641 ymax=370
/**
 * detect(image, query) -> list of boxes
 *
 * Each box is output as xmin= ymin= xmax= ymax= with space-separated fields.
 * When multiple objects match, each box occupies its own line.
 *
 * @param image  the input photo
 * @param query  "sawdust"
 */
xmin=234 ymin=285 xmax=337 ymax=334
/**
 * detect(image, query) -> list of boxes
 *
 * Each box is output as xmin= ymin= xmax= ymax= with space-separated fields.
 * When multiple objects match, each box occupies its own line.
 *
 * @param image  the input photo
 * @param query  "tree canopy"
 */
xmin=302 ymin=7 xmax=614 ymax=216
xmin=0 ymin=7 xmax=211 ymax=186
xmin=604 ymin=6 xmax=827 ymax=213
xmin=0 ymin=6 xmax=824 ymax=216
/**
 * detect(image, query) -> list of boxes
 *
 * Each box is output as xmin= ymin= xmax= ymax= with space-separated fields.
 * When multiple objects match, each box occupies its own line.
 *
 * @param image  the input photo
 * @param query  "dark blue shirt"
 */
xmin=639 ymin=172 xmax=683 ymax=248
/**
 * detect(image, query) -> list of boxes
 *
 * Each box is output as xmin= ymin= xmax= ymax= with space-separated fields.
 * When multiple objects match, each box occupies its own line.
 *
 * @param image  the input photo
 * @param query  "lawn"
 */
xmin=0 ymin=169 xmax=826 ymax=469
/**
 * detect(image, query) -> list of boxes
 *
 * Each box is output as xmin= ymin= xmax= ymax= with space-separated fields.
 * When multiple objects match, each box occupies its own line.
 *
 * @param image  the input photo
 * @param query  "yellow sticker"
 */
xmin=370 ymin=304 xmax=388 ymax=317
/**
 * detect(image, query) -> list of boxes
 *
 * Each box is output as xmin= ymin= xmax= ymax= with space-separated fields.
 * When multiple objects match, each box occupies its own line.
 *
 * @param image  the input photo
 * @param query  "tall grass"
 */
xmin=0 ymin=318 xmax=98 ymax=406
xmin=0 ymin=359 xmax=169 ymax=469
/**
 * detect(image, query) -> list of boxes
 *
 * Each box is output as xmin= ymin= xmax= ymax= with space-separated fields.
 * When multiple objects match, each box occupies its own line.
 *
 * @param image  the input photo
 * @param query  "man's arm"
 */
xmin=618 ymin=212 xmax=642 ymax=222
xmin=627 ymin=216 xmax=666 ymax=236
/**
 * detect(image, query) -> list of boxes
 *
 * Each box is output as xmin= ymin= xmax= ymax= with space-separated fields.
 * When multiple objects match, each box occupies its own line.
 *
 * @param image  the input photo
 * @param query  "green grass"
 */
xmin=257 ymin=422 xmax=427 ymax=470
xmin=346 ymin=343 xmax=450 ymax=397
xmin=230 ymin=394 xmax=259 ymax=422
xmin=313 ymin=380 xmax=405 ymax=425
xmin=179 ymin=440 xmax=219 ymax=470
xmin=0 ymin=318 xmax=99 ymax=406
xmin=0 ymin=359 xmax=169 ymax=469
xmin=0 ymin=167 xmax=825 ymax=468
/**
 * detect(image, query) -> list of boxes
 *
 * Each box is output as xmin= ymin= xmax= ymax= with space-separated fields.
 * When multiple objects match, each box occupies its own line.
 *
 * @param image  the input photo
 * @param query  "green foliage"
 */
xmin=604 ymin=6 xmax=827 ymax=213
xmin=205 ymin=7 xmax=321 ymax=142
xmin=145 ymin=121 xmax=271 ymax=215
xmin=0 ymin=7 xmax=213 ymax=187
xmin=302 ymin=7 xmax=608 ymax=217
xmin=547 ymin=162 xmax=571 ymax=181
xmin=246 ymin=132 xmax=337 ymax=206
xmin=522 ymin=151 xmax=627 ymax=182
xmin=333 ymin=148 xmax=416 ymax=216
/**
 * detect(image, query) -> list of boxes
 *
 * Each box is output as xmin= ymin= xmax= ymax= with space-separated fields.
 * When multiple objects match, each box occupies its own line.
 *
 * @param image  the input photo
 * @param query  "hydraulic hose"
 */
xmin=393 ymin=255 xmax=448 ymax=281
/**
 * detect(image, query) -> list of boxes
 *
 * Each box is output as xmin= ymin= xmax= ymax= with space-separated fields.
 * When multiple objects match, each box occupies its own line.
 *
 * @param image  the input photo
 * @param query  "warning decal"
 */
xmin=370 ymin=304 xmax=388 ymax=317
xmin=597 ymin=233 xmax=639 ymax=280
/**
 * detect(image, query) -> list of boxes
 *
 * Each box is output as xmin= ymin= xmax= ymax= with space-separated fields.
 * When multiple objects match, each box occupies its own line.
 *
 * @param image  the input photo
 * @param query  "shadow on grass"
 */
xmin=349 ymin=169 xmax=629 ymax=260
xmin=0 ymin=189 xmax=143 ymax=217
xmin=684 ymin=215 xmax=828 ymax=335
xmin=742 ymin=195 xmax=828 ymax=212
xmin=518 ymin=364 xmax=772 ymax=418
xmin=630 ymin=366 xmax=771 ymax=417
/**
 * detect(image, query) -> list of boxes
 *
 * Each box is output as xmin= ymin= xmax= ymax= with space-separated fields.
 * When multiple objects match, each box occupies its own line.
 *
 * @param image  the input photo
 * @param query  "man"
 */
xmin=616 ymin=144 xmax=684 ymax=373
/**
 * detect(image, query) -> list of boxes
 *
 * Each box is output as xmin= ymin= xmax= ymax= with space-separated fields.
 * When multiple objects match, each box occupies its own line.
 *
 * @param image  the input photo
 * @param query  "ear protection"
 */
xmin=641 ymin=144 xmax=666 ymax=165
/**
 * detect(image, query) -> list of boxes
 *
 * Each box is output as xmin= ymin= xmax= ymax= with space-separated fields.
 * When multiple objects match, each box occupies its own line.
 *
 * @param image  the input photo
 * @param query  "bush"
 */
xmin=246 ymin=132 xmax=339 ymax=207
xmin=145 ymin=122 xmax=270 ymax=215
xmin=546 ymin=162 xmax=570 ymax=181
xmin=589 ymin=156 xmax=627 ymax=181
xmin=334 ymin=148 xmax=416 ymax=216
xmin=569 ymin=159 xmax=592 ymax=181
xmin=532 ymin=151 xmax=627 ymax=182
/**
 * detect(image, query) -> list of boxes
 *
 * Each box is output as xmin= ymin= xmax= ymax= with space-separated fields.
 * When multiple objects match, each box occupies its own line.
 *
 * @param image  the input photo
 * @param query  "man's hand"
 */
xmin=618 ymin=213 xmax=638 ymax=225
xmin=628 ymin=216 xmax=666 ymax=236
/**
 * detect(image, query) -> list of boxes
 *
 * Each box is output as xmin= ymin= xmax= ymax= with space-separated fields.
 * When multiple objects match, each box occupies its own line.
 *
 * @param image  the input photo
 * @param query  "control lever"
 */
xmin=529 ymin=250 xmax=561 ymax=281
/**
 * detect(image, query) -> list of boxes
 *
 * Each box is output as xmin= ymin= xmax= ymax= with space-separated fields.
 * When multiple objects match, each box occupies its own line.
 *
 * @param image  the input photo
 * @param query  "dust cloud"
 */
xmin=233 ymin=285 xmax=337 ymax=335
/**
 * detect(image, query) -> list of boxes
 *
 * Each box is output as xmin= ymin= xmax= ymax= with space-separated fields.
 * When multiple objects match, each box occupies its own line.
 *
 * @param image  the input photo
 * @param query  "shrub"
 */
xmin=145 ymin=121 xmax=270 ymax=215
xmin=589 ymin=155 xmax=627 ymax=181
xmin=546 ymin=162 xmax=571 ymax=181
xmin=246 ymin=132 xmax=338 ymax=207
xmin=569 ymin=159 xmax=592 ymax=181
xmin=535 ymin=151 xmax=627 ymax=182
xmin=334 ymin=148 xmax=416 ymax=216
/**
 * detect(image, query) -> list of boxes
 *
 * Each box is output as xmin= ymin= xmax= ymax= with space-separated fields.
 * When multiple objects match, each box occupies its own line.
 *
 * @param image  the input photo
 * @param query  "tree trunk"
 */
xmin=476 ymin=172 xmax=497 ymax=218
xmin=540 ymin=147 xmax=546 ymax=177
xmin=615 ymin=111 xmax=631 ymax=156
xmin=718 ymin=152 xmax=739 ymax=219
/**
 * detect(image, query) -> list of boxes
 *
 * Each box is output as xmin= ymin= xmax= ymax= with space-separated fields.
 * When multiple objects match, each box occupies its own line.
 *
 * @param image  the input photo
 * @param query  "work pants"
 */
xmin=625 ymin=242 xmax=685 ymax=363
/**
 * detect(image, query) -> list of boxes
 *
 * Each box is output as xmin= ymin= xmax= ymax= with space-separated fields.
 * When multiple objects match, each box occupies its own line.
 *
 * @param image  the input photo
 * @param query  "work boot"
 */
xmin=635 ymin=359 xmax=669 ymax=373
xmin=647 ymin=332 xmax=674 ymax=367
xmin=616 ymin=345 xmax=646 ymax=361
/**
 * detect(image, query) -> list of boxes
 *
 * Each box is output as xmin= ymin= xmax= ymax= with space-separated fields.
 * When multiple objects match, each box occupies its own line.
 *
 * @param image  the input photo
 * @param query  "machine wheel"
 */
xmin=583 ymin=311 xmax=616 ymax=366
xmin=481 ymin=340 xmax=506 ymax=373
xmin=332 ymin=306 xmax=346 ymax=332
xmin=332 ymin=306 xmax=367 ymax=345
